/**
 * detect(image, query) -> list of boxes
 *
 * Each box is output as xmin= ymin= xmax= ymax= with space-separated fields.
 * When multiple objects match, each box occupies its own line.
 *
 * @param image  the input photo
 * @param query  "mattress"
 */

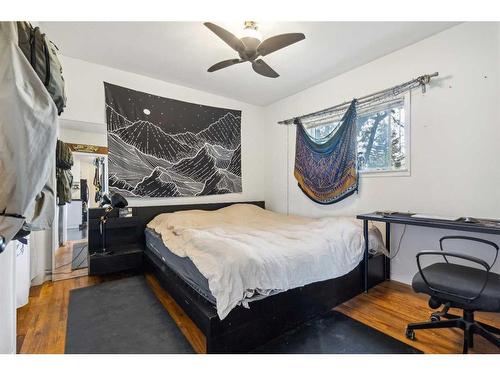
xmin=145 ymin=228 xmax=216 ymax=304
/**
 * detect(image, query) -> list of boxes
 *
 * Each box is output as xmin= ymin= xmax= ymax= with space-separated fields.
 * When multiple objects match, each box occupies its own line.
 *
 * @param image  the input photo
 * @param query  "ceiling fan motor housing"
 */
xmin=240 ymin=38 xmax=260 ymax=59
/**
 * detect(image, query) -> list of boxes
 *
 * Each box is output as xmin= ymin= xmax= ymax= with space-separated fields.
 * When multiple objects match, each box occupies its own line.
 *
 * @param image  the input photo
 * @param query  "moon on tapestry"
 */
xmin=104 ymin=82 xmax=242 ymax=198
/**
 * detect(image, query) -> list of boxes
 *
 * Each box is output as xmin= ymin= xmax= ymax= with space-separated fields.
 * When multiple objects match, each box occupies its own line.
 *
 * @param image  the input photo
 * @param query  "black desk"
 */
xmin=357 ymin=212 xmax=500 ymax=292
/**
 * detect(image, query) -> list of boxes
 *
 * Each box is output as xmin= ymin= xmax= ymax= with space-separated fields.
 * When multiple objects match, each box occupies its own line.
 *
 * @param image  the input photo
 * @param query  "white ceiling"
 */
xmin=40 ymin=22 xmax=458 ymax=106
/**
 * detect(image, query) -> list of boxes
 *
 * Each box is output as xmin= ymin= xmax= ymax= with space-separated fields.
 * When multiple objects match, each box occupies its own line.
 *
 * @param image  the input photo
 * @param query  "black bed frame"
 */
xmin=90 ymin=201 xmax=385 ymax=353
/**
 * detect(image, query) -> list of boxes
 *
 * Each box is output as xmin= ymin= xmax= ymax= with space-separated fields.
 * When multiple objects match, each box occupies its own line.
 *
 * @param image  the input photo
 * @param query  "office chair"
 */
xmin=405 ymin=236 xmax=500 ymax=353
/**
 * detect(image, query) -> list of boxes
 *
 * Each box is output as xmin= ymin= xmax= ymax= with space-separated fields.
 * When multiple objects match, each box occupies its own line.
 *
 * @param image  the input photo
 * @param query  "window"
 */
xmin=305 ymin=95 xmax=410 ymax=175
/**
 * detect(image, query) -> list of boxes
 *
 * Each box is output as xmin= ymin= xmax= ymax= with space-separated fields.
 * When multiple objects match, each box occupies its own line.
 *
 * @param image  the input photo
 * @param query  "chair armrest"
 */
xmin=439 ymin=236 xmax=499 ymax=268
xmin=416 ymin=251 xmax=490 ymax=302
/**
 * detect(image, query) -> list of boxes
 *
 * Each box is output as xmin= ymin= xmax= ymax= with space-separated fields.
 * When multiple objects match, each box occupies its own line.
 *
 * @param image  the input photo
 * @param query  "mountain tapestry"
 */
xmin=104 ymin=82 xmax=242 ymax=198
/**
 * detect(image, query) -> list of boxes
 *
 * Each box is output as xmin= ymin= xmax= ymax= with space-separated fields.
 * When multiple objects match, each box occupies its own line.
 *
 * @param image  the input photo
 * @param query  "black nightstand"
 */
xmin=88 ymin=210 xmax=144 ymax=276
xmin=89 ymin=243 xmax=144 ymax=276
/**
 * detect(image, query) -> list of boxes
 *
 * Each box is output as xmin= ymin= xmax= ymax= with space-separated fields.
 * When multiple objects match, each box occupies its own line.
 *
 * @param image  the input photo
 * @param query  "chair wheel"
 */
xmin=431 ymin=315 xmax=441 ymax=322
xmin=406 ymin=328 xmax=416 ymax=340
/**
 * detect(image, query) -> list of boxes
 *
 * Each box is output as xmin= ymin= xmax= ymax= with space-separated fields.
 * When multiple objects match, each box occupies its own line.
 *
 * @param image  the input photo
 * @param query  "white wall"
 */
xmin=29 ymin=229 xmax=52 ymax=285
xmin=58 ymin=55 xmax=267 ymax=207
xmin=59 ymin=126 xmax=107 ymax=146
xmin=0 ymin=241 xmax=16 ymax=354
xmin=263 ymin=22 xmax=500 ymax=284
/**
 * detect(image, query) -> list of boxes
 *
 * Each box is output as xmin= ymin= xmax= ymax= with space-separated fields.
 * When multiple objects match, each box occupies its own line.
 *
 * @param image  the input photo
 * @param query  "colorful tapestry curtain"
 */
xmin=294 ymin=100 xmax=358 ymax=204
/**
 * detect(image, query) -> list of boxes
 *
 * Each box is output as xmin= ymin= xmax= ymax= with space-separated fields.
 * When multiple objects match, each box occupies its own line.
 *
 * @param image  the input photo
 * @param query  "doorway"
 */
xmin=53 ymin=153 xmax=107 ymax=281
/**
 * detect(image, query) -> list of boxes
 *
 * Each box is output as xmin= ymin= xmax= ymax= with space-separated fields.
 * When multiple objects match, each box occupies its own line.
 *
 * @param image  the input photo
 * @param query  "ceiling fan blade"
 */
xmin=252 ymin=59 xmax=279 ymax=78
xmin=207 ymin=59 xmax=243 ymax=72
xmin=257 ymin=33 xmax=305 ymax=56
xmin=204 ymin=22 xmax=245 ymax=53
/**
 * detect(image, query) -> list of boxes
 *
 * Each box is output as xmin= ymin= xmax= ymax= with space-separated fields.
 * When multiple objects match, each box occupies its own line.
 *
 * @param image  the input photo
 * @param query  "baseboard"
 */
xmin=30 ymin=271 xmax=52 ymax=286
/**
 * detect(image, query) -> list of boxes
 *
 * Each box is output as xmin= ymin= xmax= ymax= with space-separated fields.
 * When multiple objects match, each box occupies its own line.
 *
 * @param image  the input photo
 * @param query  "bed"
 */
xmin=137 ymin=201 xmax=387 ymax=352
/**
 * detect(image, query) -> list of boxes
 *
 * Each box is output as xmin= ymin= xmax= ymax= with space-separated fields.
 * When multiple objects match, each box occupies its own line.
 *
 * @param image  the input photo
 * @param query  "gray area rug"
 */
xmin=66 ymin=276 xmax=420 ymax=354
xmin=65 ymin=276 xmax=194 ymax=353
xmin=253 ymin=310 xmax=422 ymax=354
xmin=71 ymin=242 xmax=88 ymax=270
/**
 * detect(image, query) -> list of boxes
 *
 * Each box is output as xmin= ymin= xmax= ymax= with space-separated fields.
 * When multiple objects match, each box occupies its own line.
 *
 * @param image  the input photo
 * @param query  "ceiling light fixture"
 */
xmin=241 ymin=21 xmax=261 ymax=42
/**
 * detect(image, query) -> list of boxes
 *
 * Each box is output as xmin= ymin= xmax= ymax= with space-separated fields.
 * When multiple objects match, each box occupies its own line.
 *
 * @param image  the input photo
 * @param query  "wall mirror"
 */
xmin=52 ymin=145 xmax=108 ymax=281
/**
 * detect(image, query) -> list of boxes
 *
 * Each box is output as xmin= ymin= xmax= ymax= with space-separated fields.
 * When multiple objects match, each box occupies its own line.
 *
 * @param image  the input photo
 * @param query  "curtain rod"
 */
xmin=278 ymin=72 xmax=439 ymax=125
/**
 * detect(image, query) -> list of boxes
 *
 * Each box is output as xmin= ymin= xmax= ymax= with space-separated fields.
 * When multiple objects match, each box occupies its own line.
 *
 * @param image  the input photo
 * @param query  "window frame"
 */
xmin=358 ymin=92 xmax=411 ymax=177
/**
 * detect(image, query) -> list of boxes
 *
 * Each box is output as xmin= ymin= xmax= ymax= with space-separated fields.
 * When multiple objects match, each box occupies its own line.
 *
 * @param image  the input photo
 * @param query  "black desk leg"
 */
xmin=363 ymin=219 xmax=369 ymax=292
xmin=385 ymin=222 xmax=391 ymax=280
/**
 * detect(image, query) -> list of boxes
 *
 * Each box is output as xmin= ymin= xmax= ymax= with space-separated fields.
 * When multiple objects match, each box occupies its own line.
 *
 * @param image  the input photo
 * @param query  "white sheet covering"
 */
xmin=148 ymin=204 xmax=385 ymax=319
xmin=0 ymin=22 xmax=57 ymax=243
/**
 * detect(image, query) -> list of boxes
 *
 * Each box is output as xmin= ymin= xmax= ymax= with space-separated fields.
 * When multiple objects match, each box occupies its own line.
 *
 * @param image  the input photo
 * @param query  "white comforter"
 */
xmin=147 ymin=204 xmax=385 ymax=319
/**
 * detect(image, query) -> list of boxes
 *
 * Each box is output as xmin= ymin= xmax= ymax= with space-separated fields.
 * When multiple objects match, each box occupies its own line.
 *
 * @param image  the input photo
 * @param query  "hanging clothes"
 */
xmin=56 ymin=140 xmax=73 ymax=205
xmin=93 ymin=157 xmax=105 ymax=203
xmin=294 ymin=99 xmax=358 ymax=205
xmin=0 ymin=22 xmax=58 ymax=242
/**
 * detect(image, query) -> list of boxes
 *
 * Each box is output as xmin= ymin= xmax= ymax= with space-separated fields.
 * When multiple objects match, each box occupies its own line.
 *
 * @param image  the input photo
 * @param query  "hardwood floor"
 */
xmin=336 ymin=281 xmax=500 ymax=354
xmin=52 ymin=240 xmax=89 ymax=282
xmin=17 ymin=277 xmax=500 ymax=354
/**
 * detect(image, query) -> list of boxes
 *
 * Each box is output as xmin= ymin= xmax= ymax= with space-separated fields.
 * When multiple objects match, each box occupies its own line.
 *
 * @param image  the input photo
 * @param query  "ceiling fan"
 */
xmin=204 ymin=21 xmax=305 ymax=78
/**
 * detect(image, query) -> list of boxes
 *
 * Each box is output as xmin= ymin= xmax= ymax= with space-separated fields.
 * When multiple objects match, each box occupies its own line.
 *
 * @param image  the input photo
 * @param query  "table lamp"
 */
xmin=99 ymin=192 xmax=128 ymax=255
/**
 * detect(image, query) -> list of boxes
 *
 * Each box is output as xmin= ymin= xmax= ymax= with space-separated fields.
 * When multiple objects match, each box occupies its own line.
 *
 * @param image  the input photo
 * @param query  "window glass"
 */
xmin=305 ymin=98 xmax=408 ymax=173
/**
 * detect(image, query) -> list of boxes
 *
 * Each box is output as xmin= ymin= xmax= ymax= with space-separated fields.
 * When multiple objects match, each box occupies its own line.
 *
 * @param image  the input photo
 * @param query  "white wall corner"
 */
xmin=0 ymin=242 xmax=16 ymax=354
